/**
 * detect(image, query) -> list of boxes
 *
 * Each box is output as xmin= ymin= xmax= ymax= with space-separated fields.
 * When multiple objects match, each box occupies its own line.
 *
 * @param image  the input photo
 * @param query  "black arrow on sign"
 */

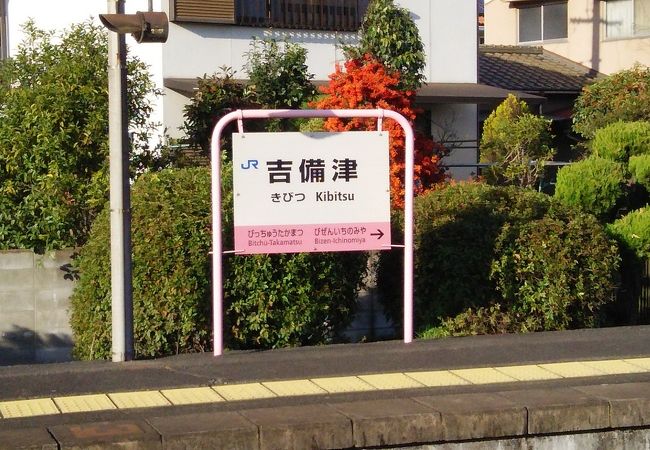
xmin=370 ymin=229 xmax=385 ymax=240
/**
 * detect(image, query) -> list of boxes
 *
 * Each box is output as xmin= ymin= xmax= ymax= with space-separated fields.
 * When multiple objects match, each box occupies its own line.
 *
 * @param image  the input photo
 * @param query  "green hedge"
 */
xmin=608 ymin=208 xmax=650 ymax=260
xmin=592 ymin=121 xmax=650 ymax=162
xmin=629 ymin=155 xmax=650 ymax=190
xmin=71 ymin=167 xmax=366 ymax=359
xmin=70 ymin=168 xmax=213 ymax=359
xmin=378 ymin=183 xmax=619 ymax=335
xmin=554 ymin=156 xmax=628 ymax=221
xmin=379 ymin=183 xmax=555 ymax=329
xmin=489 ymin=213 xmax=619 ymax=331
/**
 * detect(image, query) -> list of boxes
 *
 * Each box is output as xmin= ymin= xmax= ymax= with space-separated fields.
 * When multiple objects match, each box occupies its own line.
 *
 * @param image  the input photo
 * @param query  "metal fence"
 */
xmin=236 ymin=0 xmax=369 ymax=31
xmin=637 ymin=259 xmax=650 ymax=324
xmin=615 ymin=257 xmax=650 ymax=325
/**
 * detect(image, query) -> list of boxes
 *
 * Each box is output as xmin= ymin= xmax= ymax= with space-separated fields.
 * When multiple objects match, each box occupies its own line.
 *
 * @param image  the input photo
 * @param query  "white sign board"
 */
xmin=232 ymin=131 xmax=391 ymax=254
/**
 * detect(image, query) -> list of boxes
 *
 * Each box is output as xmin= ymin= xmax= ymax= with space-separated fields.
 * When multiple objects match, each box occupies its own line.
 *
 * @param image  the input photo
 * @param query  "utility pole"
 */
xmin=102 ymin=1 xmax=168 ymax=362
xmin=107 ymin=0 xmax=133 ymax=362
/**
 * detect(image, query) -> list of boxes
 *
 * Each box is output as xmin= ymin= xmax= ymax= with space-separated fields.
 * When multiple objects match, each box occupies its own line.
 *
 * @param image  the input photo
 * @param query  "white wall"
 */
xmin=162 ymin=0 xmax=477 ymax=83
xmin=161 ymin=22 xmax=357 ymax=82
xmin=160 ymin=21 xmax=358 ymax=136
xmin=399 ymin=0 xmax=477 ymax=83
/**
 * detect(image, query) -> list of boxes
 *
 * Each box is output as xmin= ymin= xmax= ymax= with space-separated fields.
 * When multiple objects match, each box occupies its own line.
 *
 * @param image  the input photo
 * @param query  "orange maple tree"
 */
xmin=312 ymin=55 xmax=447 ymax=208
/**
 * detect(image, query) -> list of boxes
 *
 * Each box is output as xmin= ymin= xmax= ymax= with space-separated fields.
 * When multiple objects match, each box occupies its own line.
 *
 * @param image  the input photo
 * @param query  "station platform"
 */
xmin=1 ymin=326 xmax=650 ymax=449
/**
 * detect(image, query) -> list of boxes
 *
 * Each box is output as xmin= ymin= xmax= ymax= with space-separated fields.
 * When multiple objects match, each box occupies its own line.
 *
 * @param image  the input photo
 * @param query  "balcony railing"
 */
xmin=236 ymin=0 xmax=369 ymax=31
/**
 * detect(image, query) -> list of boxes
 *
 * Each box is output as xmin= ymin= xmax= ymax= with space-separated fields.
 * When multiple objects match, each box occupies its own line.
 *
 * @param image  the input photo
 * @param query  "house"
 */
xmin=162 ymin=0 xmax=481 ymax=178
xmin=162 ymin=0 xmax=549 ymax=179
xmin=3 ymin=0 xmax=547 ymax=179
xmin=484 ymin=0 xmax=650 ymax=75
xmin=478 ymin=44 xmax=601 ymax=158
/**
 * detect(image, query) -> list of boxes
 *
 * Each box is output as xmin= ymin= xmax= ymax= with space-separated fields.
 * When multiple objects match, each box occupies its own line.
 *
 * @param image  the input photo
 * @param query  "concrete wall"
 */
xmin=484 ymin=0 xmax=650 ymax=74
xmin=0 ymin=250 xmax=76 ymax=364
xmin=406 ymin=429 xmax=650 ymax=449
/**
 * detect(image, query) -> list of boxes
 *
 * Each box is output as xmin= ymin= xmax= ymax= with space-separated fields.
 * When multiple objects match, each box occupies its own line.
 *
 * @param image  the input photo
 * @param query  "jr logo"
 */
xmin=241 ymin=160 xmax=259 ymax=170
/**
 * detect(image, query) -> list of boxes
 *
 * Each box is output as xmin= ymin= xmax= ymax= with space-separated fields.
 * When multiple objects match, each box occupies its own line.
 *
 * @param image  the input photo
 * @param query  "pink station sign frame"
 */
xmin=210 ymin=109 xmax=415 ymax=356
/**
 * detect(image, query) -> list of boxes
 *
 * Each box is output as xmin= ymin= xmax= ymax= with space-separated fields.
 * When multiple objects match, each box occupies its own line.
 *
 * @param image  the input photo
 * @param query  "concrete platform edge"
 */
xmin=2 ymin=381 xmax=650 ymax=449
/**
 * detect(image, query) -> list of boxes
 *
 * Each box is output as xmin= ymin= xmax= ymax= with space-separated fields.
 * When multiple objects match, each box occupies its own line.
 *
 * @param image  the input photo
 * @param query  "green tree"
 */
xmin=573 ymin=65 xmax=650 ymax=139
xmin=0 ymin=21 xmax=158 ymax=252
xmin=347 ymin=0 xmax=426 ymax=91
xmin=480 ymin=94 xmax=555 ymax=188
xmin=181 ymin=67 xmax=253 ymax=157
xmin=245 ymin=39 xmax=317 ymax=109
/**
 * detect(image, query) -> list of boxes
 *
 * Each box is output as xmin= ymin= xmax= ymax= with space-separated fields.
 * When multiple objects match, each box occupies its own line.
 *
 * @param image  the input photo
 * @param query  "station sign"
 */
xmin=232 ymin=131 xmax=390 ymax=254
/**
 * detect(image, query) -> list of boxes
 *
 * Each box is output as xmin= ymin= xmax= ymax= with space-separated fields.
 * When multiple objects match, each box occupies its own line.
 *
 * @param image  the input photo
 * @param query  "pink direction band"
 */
xmin=235 ymin=222 xmax=391 ymax=254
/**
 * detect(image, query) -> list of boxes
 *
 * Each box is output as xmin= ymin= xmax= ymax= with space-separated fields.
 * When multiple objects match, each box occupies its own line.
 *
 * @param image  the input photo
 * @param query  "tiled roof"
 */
xmin=479 ymin=45 xmax=602 ymax=93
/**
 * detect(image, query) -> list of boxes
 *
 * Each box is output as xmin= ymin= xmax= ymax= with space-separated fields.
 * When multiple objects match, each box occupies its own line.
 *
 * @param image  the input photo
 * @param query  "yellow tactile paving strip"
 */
xmin=263 ymin=379 xmax=326 ymax=397
xmin=405 ymin=370 xmax=471 ymax=387
xmin=0 ymin=398 xmax=60 ymax=419
xmin=108 ymin=390 xmax=171 ymax=409
xmin=213 ymin=382 xmax=276 ymax=401
xmin=0 ymin=357 xmax=648 ymax=419
xmin=450 ymin=367 xmax=518 ymax=384
xmin=494 ymin=365 xmax=562 ymax=381
xmin=161 ymin=387 xmax=225 ymax=405
xmin=311 ymin=376 xmax=376 ymax=393
xmin=359 ymin=373 xmax=425 ymax=390
xmin=538 ymin=362 xmax=608 ymax=378
xmin=626 ymin=357 xmax=650 ymax=370
xmin=583 ymin=360 xmax=645 ymax=375
xmin=54 ymin=394 xmax=116 ymax=413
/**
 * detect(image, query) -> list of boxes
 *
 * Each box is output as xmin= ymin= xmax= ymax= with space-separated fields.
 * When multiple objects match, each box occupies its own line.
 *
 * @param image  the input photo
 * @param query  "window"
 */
xmin=518 ymin=1 xmax=568 ymax=42
xmin=605 ymin=0 xmax=650 ymax=38
xmin=171 ymin=0 xmax=370 ymax=32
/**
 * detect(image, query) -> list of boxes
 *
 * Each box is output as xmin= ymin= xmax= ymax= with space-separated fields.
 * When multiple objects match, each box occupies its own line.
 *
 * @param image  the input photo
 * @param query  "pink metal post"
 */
xmin=210 ymin=109 xmax=414 ymax=356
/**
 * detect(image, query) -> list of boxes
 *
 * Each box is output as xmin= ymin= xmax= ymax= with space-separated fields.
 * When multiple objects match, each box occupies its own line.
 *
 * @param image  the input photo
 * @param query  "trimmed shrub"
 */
xmin=428 ymin=304 xmax=518 ymax=338
xmin=379 ymin=183 xmax=620 ymax=336
xmin=608 ymin=208 xmax=650 ymax=259
xmin=554 ymin=156 xmax=628 ymax=221
xmin=629 ymin=155 xmax=650 ymax=189
xmin=573 ymin=65 xmax=650 ymax=139
xmin=70 ymin=168 xmax=213 ymax=359
xmin=71 ymin=167 xmax=367 ymax=359
xmin=181 ymin=69 xmax=253 ymax=157
xmin=378 ymin=183 xmax=557 ymax=330
xmin=592 ymin=121 xmax=650 ymax=162
xmin=245 ymin=39 xmax=317 ymax=110
xmin=224 ymin=251 xmax=367 ymax=349
xmin=489 ymin=214 xmax=619 ymax=331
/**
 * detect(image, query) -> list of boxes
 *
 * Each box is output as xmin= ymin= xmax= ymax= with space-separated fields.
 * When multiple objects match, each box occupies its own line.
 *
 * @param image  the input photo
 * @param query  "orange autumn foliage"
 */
xmin=312 ymin=55 xmax=447 ymax=208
